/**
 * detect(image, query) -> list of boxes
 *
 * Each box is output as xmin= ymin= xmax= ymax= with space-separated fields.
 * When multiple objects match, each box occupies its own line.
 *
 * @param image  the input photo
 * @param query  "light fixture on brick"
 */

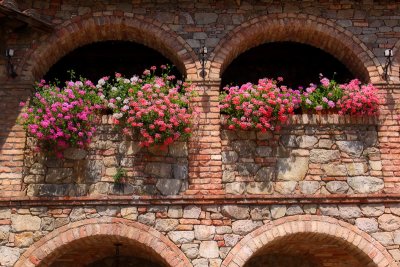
xmin=199 ymin=42 xmax=208 ymax=79
xmin=383 ymin=48 xmax=393 ymax=81
xmin=6 ymin=48 xmax=17 ymax=78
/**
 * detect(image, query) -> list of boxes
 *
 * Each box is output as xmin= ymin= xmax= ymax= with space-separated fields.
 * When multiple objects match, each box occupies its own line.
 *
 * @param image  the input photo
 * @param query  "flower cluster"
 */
xmin=219 ymin=78 xmax=301 ymax=132
xmin=220 ymin=76 xmax=379 ymax=132
xmin=100 ymin=65 xmax=196 ymax=147
xmin=300 ymin=76 xmax=343 ymax=111
xmin=337 ymin=79 xmax=379 ymax=116
xmin=19 ymin=79 xmax=103 ymax=158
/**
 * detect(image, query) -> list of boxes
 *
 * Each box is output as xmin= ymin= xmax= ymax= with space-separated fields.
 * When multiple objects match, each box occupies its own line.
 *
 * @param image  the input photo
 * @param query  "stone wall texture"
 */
xmin=1 ymin=0 xmax=400 ymax=266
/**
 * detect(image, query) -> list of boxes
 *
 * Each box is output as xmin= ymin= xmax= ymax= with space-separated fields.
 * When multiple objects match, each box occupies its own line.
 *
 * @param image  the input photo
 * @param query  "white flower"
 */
xmin=108 ymin=103 xmax=115 ymax=109
xmin=113 ymin=113 xmax=123 ymax=119
xmin=116 ymin=97 xmax=121 ymax=101
xmin=130 ymin=76 xmax=139 ymax=83
xmin=111 ymin=87 xmax=117 ymax=92
xmin=121 ymin=105 xmax=129 ymax=111
xmin=98 ymin=78 xmax=105 ymax=86
xmin=123 ymin=99 xmax=129 ymax=104
xmin=124 ymin=79 xmax=130 ymax=84
xmin=75 ymin=81 xmax=83 ymax=87
xmin=100 ymin=95 xmax=105 ymax=100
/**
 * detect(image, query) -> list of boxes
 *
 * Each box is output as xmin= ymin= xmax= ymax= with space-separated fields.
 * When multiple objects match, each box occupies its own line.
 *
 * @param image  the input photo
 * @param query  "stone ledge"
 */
xmin=1 ymin=194 xmax=400 ymax=207
xmin=220 ymin=114 xmax=378 ymax=127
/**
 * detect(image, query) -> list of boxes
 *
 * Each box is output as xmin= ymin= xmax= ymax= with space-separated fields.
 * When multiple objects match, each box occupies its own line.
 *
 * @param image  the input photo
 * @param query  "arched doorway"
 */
xmin=222 ymin=215 xmax=396 ymax=267
xmin=15 ymin=218 xmax=192 ymax=267
xmin=221 ymin=41 xmax=354 ymax=88
xmin=20 ymin=15 xmax=198 ymax=81
xmin=43 ymin=40 xmax=182 ymax=82
xmin=210 ymin=14 xmax=380 ymax=83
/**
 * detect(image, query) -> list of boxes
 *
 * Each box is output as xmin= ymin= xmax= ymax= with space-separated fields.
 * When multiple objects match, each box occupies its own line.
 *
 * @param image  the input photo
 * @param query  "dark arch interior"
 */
xmin=243 ymin=233 xmax=375 ymax=267
xmin=43 ymin=41 xmax=182 ymax=83
xmin=221 ymin=42 xmax=355 ymax=88
xmin=46 ymin=236 xmax=168 ymax=267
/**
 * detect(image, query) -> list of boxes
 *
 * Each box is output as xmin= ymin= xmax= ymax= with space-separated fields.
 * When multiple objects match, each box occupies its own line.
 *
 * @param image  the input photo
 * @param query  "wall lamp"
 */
xmin=383 ymin=48 xmax=393 ymax=81
xmin=199 ymin=45 xmax=208 ymax=79
xmin=6 ymin=48 xmax=18 ymax=78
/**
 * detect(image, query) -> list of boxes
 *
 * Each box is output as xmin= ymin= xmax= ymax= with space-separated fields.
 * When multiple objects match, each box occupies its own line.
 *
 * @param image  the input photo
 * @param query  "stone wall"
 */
xmin=23 ymin=116 xmax=189 ymax=197
xmin=222 ymin=115 xmax=382 ymax=195
xmin=0 ymin=202 xmax=399 ymax=266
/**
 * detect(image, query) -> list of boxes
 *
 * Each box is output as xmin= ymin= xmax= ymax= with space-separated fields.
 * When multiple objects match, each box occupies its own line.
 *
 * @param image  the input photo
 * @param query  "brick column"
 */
xmin=186 ymin=79 xmax=223 ymax=195
xmin=0 ymin=82 xmax=31 ymax=197
xmin=377 ymin=83 xmax=400 ymax=194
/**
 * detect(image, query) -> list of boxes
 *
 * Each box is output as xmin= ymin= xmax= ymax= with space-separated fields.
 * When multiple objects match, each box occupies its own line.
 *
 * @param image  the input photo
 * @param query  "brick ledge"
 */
xmin=1 ymin=194 xmax=399 ymax=207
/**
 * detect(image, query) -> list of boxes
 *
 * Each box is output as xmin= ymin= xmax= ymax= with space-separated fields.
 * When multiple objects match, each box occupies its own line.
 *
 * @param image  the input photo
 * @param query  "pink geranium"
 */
xmin=100 ymin=65 xmax=197 ymax=147
xmin=19 ymin=78 xmax=104 ymax=156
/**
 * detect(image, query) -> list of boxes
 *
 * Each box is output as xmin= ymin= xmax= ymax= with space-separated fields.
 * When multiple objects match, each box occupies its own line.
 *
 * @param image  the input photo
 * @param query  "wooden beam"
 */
xmin=0 ymin=4 xmax=53 ymax=32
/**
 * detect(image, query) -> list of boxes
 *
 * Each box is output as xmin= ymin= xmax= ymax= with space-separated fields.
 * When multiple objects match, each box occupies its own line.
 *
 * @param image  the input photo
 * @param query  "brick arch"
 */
xmin=210 ymin=14 xmax=381 ymax=83
xmin=15 ymin=217 xmax=192 ymax=267
xmin=20 ymin=14 xmax=199 ymax=82
xmin=222 ymin=215 xmax=396 ymax=267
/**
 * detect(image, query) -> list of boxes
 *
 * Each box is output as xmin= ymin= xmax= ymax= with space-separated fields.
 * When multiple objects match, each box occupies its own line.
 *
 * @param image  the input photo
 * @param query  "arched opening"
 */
xmin=44 ymin=40 xmax=182 ymax=82
xmin=47 ymin=236 xmax=167 ymax=267
xmin=222 ymin=216 xmax=396 ymax=267
xmin=221 ymin=42 xmax=354 ymax=88
xmin=15 ymin=219 xmax=192 ymax=267
xmin=244 ymin=233 xmax=374 ymax=267
xmin=210 ymin=15 xmax=380 ymax=83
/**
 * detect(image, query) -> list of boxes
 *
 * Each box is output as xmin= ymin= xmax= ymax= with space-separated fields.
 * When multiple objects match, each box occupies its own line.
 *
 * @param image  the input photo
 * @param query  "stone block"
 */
xmin=299 ymin=181 xmax=320 ymax=194
xmin=63 ymin=147 xmax=87 ymax=160
xmin=338 ymin=205 xmax=362 ymax=219
xmin=222 ymin=205 xmax=249 ymax=219
xmin=275 ymin=181 xmax=297 ymax=194
xmin=138 ymin=213 xmax=156 ymax=225
xmin=173 ymin=164 xmax=188 ymax=180
xmin=255 ymin=167 xmax=275 ymax=181
xmin=11 ymin=215 xmax=41 ymax=232
xmin=163 ymin=141 xmax=184 ymax=156
xmin=46 ymin=168 xmax=74 ymax=183
xmin=346 ymin=162 xmax=368 ymax=176
xmin=355 ymin=218 xmax=378 ymax=233
xmin=378 ymin=214 xmax=400 ymax=231
xmin=194 ymin=225 xmax=216 ymax=240
xmin=246 ymin=182 xmax=273 ymax=194
xmin=336 ymin=141 xmax=363 ymax=157
xmin=322 ymin=163 xmax=347 ymax=176
xmin=168 ymin=231 xmax=194 ymax=244
xmin=347 ymin=176 xmax=383 ymax=193
xmin=222 ymin=151 xmax=238 ymax=164
xmin=326 ymin=181 xmax=349 ymax=194
xmin=181 ymin=244 xmax=199 ymax=259
xmin=145 ymin=163 xmax=172 ymax=178
xmin=155 ymin=219 xmax=179 ymax=232
xmin=276 ymin=157 xmax=309 ymax=181
xmin=271 ymin=205 xmax=287 ymax=219
xmin=226 ymin=182 xmax=245 ymax=194
xmin=231 ymin=140 xmax=256 ymax=156
xmin=156 ymin=179 xmax=182 ymax=195
xmin=310 ymin=149 xmax=340 ymax=163
xmin=183 ymin=206 xmax=201 ymax=219
xmin=232 ymin=220 xmax=262 ymax=235
xmin=297 ymin=135 xmax=318 ymax=148
xmin=0 ymin=246 xmax=20 ymax=266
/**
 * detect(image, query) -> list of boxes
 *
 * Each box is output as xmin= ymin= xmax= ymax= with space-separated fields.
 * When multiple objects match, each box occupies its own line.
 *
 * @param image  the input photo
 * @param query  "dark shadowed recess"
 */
xmin=221 ymin=41 xmax=354 ymax=89
xmin=43 ymin=40 xmax=182 ymax=83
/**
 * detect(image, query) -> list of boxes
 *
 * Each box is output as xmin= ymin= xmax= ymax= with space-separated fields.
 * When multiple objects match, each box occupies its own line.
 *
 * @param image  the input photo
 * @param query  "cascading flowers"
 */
xmin=19 ymin=78 xmax=104 ymax=158
xmin=219 ymin=78 xmax=302 ymax=132
xmin=220 ymin=76 xmax=379 ymax=132
xmin=100 ymin=65 xmax=197 ymax=147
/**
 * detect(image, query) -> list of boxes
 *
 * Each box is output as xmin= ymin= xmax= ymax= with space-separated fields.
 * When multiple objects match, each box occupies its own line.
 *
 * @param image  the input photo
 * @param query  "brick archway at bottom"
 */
xmin=15 ymin=217 xmax=192 ymax=267
xmin=222 ymin=215 xmax=396 ymax=267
